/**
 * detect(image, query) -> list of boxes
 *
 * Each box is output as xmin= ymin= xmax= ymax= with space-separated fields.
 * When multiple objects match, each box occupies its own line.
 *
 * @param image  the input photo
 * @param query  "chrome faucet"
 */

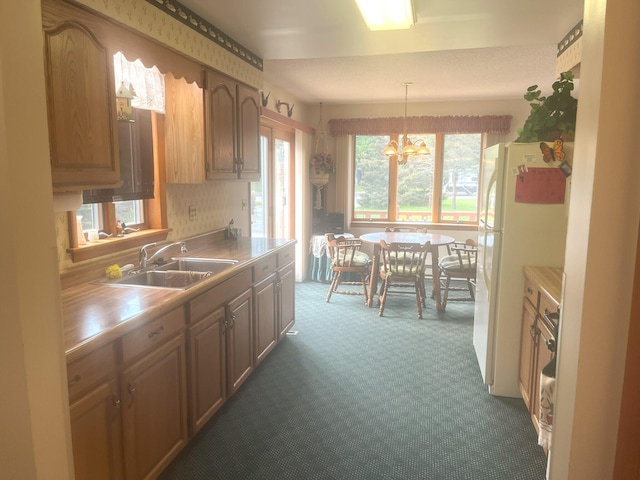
xmin=139 ymin=241 xmax=188 ymax=268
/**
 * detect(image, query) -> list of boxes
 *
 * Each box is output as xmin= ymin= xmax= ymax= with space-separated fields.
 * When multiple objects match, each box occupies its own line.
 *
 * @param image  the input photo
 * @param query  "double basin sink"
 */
xmin=99 ymin=258 xmax=239 ymax=290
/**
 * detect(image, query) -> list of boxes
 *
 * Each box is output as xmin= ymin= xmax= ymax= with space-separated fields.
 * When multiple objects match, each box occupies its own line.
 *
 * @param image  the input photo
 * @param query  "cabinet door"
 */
xmin=237 ymin=84 xmax=260 ymax=180
xmin=277 ymin=262 xmax=296 ymax=339
xmin=531 ymin=319 xmax=554 ymax=434
xmin=121 ymin=333 xmax=188 ymax=480
xmin=254 ymin=273 xmax=277 ymax=366
xmin=70 ymin=379 xmax=124 ymax=480
xmin=43 ymin=21 xmax=120 ymax=189
xmin=227 ymin=289 xmax=253 ymax=396
xmin=164 ymin=74 xmax=205 ymax=184
xmin=205 ymin=70 xmax=237 ymax=180
xmin=518 ymin=298 xmax=536 ymax=413
xmin=188 ymin=307 xmax=226 ymax=434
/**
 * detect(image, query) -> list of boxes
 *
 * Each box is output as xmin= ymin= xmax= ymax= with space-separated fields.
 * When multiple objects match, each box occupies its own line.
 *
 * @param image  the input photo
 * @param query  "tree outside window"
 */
xmin=353 ymin=133 xmax=482 ymax=224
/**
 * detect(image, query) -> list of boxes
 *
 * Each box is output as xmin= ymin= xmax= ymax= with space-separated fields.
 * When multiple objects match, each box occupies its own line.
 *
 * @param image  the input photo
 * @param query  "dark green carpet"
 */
xmin=159 ymin=280 xmax=547 ymax=480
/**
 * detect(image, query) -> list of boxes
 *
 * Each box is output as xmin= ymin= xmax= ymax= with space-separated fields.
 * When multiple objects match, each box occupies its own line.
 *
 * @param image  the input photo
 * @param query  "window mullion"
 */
xmin=432 ymin=133 xmax=445 ymax=222
xmin=388 ymin=133 xmax=399 ymax=221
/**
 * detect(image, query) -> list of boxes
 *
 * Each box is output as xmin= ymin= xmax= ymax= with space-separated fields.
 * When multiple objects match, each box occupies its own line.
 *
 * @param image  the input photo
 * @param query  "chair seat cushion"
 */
xmin=439 ymin=254 xmax=476 ymax=272
xmin=333 ymin=250 xmax=370 ymax=267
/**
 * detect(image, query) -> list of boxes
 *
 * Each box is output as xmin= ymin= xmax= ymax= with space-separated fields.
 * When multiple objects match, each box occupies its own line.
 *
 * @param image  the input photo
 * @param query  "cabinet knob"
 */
xmin=127 ymin=383 xmax=136 ymax=407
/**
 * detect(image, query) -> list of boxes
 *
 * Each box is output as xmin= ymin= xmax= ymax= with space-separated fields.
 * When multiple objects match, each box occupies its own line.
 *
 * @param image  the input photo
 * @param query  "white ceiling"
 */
xmin=178 ymin=0 xmax=584 ymax=104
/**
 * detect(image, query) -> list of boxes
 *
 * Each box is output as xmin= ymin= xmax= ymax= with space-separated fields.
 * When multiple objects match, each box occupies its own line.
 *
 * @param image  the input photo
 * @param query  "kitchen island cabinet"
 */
xmin=519 ymin=267 xmax=561 ymax=435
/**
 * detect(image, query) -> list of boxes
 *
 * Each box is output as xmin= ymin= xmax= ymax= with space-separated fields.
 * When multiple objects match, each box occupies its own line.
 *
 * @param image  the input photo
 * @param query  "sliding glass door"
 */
xmin=251 ymin=123 xmax=294 ymax=239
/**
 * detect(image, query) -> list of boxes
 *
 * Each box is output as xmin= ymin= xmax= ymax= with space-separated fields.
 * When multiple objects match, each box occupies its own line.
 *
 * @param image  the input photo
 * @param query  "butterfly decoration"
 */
xmin=540 ymin=139 xmax=565 ymax=163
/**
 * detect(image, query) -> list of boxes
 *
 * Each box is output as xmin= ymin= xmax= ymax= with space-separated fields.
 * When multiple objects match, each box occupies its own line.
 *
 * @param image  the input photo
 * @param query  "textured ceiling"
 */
xmin=178 ymin=0 xmax=584 ymax=104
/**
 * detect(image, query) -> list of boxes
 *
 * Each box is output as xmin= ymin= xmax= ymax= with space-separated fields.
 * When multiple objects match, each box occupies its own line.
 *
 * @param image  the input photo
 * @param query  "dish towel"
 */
xmin=538 ymin=371 xmax=555 ymax=450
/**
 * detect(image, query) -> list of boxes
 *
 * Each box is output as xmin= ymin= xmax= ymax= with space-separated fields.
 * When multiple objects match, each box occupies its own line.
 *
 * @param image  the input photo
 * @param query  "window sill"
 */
xmin=67 ymin=229 xmax=171 ymax=263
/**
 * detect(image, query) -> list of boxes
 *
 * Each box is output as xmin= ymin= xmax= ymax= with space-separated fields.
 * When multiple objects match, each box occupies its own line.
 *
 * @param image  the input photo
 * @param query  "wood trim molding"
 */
xmin=613 ymin=221 xmax=640 ymax=479
xmin=261 ymin=107 xmax=315 ymax=135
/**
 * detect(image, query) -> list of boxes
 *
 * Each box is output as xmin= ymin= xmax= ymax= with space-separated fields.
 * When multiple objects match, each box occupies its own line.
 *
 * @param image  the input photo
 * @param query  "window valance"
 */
xmin=328 ymin=115 xmax=512 ymax=136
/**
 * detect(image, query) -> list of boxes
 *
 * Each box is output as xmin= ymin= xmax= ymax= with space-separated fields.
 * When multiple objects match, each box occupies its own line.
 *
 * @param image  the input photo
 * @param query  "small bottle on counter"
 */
xmin=116 ymin=220 xmax=124 ymax=237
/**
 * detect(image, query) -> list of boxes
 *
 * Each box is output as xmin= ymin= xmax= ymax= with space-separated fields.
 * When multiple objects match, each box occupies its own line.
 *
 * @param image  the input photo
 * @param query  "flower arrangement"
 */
xmin=311 ymin=152 xmax=335 ymax=175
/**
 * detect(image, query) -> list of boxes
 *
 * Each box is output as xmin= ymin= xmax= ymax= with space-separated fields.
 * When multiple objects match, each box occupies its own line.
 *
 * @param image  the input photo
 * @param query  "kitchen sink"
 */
xmin=155 ymin=257 xmax=239 ymax=274
xmin=97 ymin=258 xmax=239 ymax=290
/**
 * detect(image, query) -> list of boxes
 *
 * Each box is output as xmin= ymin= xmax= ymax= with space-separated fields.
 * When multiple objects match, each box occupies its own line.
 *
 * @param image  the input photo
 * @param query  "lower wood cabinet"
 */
xmin=67 ymin=248 xmax=296 ymax=478
xmin=121 ymin=333 xmax=188 ymax=480
xmin=69 ymin=379 xmax=124 ymax=480
xmin=226 ymin=288 xmax=254 ymax=396
xmin=277 ymin=260 xmax=296 ymax=340
xmin=519 ymin=275 xmax=557 ymax=435
xmin=188 ymin=306 xmax=226 ymax=434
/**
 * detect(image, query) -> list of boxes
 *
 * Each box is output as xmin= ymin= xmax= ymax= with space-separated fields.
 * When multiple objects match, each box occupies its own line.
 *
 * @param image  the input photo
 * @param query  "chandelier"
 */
xmin=382 ymin=82 xmax=430 ymax=165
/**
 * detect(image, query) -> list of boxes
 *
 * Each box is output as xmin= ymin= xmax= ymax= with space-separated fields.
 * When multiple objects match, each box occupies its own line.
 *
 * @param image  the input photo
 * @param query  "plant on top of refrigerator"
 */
xmin=515 ymin=71 xmax=578 ymax=143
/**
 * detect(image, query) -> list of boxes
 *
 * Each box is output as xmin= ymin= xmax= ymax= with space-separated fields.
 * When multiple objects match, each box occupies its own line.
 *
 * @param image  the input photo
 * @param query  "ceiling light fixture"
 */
xmin=382 ymin=82 xmax=430 ymax=165
xmin=355 ymin=0 xmax=415 ymax=31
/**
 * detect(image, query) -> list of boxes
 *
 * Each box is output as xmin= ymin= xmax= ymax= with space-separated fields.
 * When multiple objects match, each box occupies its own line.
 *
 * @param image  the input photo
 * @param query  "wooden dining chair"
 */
xmin=378 ymin=240 xmax=431 ymax=319
xmin=438 ymin=239 xmax=478 ymax=310
xmin=325 ymin=233 xmax=371 ymax=304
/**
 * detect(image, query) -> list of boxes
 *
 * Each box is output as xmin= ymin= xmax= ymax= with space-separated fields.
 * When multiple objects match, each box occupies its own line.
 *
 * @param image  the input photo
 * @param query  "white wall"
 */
xmin=550 ymin=0 xmax=640 ymax=478
xmin=0 ymin=2 xmax=73 ymax=478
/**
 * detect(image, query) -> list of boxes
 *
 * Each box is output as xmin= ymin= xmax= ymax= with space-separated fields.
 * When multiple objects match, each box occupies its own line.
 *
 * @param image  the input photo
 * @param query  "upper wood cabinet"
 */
xmin=236 ymin=84 xmax=261 ymax=179
xmin=43 ymin=19 xmax=120 ymax=190
xmin=164 ymin=74 xmax=205 ymax=184
xmin=204 ymin=70 xmax=260 ymax=181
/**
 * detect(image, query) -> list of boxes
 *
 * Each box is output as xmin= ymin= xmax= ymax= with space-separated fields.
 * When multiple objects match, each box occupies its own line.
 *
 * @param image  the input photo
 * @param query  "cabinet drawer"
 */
xmin=523 ymin=278 xmax=539 ymax=308
xmin=253 ymin=255 xmax=276 ymax=284
xmin=277 ymin=244 xmax=295 ymax=267
xmin=539 ymin=291 xmax=559 ymax=320
xmin=190 ymin=268 xmax=252 ymax=323
xmin=67 ymin=342 xmax=117 ymax=400
xmin=121 ymin=307 xmax=185 ymax=363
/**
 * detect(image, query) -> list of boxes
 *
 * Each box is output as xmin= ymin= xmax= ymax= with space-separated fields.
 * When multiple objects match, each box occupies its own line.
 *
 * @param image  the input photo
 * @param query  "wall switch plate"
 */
xmin=189 ymin=205 xmax=197 ymax=220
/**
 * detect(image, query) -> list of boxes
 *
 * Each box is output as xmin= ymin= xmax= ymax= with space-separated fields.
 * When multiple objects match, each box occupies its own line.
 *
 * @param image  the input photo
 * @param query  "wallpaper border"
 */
xmin=145 ymin=0 xmax=263 ymax=71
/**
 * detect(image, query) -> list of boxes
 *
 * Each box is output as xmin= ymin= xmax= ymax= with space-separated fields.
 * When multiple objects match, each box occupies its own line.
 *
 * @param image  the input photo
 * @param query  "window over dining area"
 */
xmin=329 ymin=114 xmax=511 ymax=227
xmin=353 ymin=133 xmax=483 ymax=225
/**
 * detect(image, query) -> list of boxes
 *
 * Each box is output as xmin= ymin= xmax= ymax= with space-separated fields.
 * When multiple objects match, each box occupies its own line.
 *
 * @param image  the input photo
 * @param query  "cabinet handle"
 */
xmin=112 ymin=394 xmax=121 ymax=409
xmin=546 ymin=337 xmax=557 ymax=352
xmin=127 ymin=383 xmax=136 ymax=407
xmin=527 ymin=287 xmax=533 ymax=295
xmin=68 ymin=374 xmax=81 ymax=386
xmin=148 ymin=325 xmax=164 ymax=339
xmin=230 ymin=313 xmax=235 ymax=329
xmin=529 ymin=325 xmax=538 ymax=339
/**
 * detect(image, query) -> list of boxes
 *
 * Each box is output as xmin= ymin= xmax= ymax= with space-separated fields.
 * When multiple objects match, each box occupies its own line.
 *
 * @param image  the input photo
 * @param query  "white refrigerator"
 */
xmin=473 ymin=142 xmax=569 ymax=397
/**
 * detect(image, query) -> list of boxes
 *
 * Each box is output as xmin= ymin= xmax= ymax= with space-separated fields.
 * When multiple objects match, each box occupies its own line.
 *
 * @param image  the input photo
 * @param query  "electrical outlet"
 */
xmin=241 ymin=199 xmax=247 ymax=210
xmin=189 ymin=205 xmax=197 ymax=220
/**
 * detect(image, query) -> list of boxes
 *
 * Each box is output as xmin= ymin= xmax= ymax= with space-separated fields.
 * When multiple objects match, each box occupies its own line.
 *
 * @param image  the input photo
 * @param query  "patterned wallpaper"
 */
xmin=74 ymin=0 xmax=262 ymax=89
xmin=54 ymin=0 xmax=260 ymax=271
xmin=56 ymin=181 xmax=249 ymax=271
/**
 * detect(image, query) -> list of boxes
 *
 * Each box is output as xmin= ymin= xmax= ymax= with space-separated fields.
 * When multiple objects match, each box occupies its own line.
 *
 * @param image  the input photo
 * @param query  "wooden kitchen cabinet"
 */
xmin=253 ymin=255 xmax=278 ymax=366
xmin=121 ymin=332 xmax=188 ymax=480
xmin=519 ymin=272 xmax=559 ymax=434
xmin=277 ymin=260 xmax=296 ymax=340
xmin=67 ymin=343 xmax=123 ymax=480
xmin=164 ymin=74 xmax=206 ymax=184
xmin=204 ymin=69 xmax=260 ymax=180
xmin=226 ymin=288 xmax=254 ymax=395
xmin=187 ymin=306 xmax=226 ymax=434
xmin=42 ymin=15 xmax=120 ymax=190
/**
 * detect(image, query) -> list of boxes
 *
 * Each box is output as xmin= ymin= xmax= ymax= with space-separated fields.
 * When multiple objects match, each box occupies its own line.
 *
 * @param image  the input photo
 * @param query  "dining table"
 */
xmin=359 ymin=231 xmax=456 ymax=312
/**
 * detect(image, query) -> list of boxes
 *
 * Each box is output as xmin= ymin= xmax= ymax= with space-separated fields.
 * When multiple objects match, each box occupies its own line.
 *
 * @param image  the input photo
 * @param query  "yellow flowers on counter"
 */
xmin=105 ymin=264 xmax=122 ymax=279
